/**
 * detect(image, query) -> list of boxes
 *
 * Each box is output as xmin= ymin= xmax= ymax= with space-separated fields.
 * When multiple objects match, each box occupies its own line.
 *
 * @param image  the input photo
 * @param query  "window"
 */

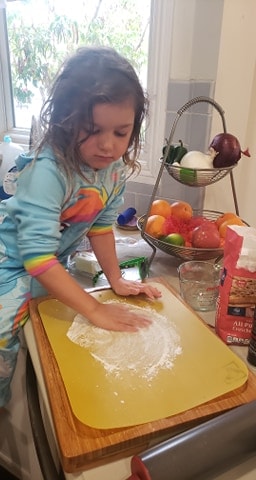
xmin=0 ymin=0 xmax=173 ymax=183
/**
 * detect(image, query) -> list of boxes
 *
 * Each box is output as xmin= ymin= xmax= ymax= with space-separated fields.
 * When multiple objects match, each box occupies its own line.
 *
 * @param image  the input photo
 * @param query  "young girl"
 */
xmin=0 ymin=46 xmax=161 ymax=407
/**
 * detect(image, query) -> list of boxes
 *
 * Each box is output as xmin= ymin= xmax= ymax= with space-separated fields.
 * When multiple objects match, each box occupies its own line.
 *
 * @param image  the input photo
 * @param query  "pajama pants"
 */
xmin=0 ymin=275 xmax=31 ymax=407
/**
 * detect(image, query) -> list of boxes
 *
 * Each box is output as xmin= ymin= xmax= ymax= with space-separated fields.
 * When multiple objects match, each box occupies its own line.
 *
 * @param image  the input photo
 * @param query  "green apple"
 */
xmin=162 ymin=233 xmax=185 ymax=246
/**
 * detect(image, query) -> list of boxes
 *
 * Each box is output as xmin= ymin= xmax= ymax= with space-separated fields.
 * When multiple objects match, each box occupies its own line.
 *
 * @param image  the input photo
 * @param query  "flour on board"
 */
xmin=67 ymin=300 xmax=182 ymax=380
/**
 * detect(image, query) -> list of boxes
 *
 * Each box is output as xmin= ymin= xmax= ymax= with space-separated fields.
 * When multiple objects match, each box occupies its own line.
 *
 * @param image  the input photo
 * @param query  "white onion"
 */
xmin=180 ymin=150 xmax=216 ymax=169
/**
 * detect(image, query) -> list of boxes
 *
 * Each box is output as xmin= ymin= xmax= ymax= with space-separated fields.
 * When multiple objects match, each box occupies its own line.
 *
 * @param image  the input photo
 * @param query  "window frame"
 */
xmin=0 ymin=0 xmax=174 ymax=183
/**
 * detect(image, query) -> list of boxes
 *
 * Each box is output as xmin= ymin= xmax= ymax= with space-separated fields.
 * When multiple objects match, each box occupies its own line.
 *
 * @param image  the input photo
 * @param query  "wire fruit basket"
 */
xmin=157 ymin=96 xmax=239 ymax=209
xmin=164 ymin=163 xmax=236 ymax=187
xmin=138 ymin=209 xmax=225 ymax=262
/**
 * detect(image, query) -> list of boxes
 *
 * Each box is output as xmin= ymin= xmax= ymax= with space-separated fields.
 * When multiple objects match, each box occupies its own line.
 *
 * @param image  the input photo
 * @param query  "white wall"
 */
xmin=170 ymin=0 xmax=224 ymax=79
xmin=204 ymin=0 xmax=256 ymax=227
xmin=169 ymin=0 xmax=256 ymax=228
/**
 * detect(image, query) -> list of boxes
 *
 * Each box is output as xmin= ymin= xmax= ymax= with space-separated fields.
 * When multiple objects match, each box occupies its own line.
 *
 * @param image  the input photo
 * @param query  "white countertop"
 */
xmin=24 ymin=228 xmax=256 ymax=480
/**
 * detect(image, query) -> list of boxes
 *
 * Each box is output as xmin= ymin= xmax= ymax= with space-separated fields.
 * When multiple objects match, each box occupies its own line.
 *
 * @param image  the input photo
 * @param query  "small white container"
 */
xmin=0 ymin=135 xmax=24 ymax=199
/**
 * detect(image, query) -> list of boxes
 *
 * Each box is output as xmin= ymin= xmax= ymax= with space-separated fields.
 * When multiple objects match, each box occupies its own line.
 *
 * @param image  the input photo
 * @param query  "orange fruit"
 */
xmin=149 ymin=199 xmax=172 ymax=218
xmin=145 ymin=214 xmax=166 ymax=238
xmin=171 ymin=201 xmax=193 ymax=220
xmin=215 ymin=212 xmax=238 ymax=229
xmin=219 ymin=217 xmax=245 ymax=238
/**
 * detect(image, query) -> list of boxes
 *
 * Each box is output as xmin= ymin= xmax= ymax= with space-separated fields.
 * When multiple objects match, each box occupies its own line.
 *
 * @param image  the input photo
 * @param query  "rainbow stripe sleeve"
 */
xmin=24 ymin=254 xmax=59 ymax=277
xmin=87 ymin=224 xmax=113 ymax=237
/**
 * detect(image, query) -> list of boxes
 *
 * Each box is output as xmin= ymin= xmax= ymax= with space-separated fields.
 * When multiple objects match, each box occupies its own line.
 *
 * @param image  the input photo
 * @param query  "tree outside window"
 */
xmin=6 ymin=0 xmax=150 ymax=128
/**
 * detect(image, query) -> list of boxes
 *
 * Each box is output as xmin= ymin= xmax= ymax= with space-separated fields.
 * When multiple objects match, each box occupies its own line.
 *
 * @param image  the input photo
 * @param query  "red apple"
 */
xmin=191 ymin=223 xmax=221 ymax=249
xmin=188 ymin=215 xmax=208 ymax=230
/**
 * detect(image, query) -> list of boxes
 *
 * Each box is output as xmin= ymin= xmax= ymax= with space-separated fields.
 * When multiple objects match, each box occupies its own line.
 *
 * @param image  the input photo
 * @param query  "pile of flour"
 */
xmin=67 ymin=300 xmax=182 ymax=381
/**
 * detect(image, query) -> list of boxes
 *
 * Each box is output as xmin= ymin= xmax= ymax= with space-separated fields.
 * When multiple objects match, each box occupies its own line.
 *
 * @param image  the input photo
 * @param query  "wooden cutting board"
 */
xmin=29 ymin=277 xmax=256 ymax=473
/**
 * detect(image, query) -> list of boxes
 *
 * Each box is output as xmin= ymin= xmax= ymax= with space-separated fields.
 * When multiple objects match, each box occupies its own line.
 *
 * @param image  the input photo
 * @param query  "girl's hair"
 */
xmin=38 ymin=46 xmax=149 ymax=181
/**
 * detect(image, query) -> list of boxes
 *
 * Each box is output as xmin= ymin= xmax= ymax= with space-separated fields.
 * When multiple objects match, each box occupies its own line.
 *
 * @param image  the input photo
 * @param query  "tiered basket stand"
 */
xmin=139 ymin=96 xmax=239 ymax=266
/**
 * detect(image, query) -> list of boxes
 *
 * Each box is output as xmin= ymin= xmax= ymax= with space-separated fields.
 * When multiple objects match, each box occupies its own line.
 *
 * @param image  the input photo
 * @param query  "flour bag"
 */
xmin=215 ymin=225 xmax=256 ymax=345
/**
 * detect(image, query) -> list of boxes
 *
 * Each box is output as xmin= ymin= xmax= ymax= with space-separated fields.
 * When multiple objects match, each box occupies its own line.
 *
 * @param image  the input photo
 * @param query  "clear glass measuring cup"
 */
xmin=177 ymin=260 xmax=221 ymax=312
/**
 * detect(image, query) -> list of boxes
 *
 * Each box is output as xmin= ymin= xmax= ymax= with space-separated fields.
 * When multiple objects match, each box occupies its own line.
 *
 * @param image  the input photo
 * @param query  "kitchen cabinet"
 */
xmin=0 ymin=336 xmax=44 ymax=480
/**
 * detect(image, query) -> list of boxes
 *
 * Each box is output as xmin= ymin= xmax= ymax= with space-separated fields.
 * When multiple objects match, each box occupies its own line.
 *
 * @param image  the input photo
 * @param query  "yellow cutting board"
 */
xmin=38 ymin=282 xmax=248 ymax=429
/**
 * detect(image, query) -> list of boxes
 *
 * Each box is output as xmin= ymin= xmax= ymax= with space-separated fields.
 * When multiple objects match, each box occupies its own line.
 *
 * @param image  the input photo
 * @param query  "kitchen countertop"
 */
xmin=24 ymin=228 xmax=256 ymax=480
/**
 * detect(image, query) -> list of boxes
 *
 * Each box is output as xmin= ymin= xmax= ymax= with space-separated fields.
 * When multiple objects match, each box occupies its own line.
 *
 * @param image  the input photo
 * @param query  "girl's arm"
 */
xmin=89 ymin=230 xmax=122 ymax=284
xmin=36 ymin=263 xmax=153 ymax=332
xmin=89 ymin=231 xmax=162 ymax=300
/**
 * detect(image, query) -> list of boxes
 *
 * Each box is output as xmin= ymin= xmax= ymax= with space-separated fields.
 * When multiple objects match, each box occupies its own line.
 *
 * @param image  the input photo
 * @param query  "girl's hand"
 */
xmin=110 ymin=277 xmax=162 ymax=300
xmin=88 ymin=302 xmax=152 ymax=332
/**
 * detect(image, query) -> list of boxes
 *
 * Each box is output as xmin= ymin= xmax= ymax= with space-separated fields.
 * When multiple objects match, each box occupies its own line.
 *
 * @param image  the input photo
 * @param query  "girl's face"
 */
xmin=78 ymin=100 xmax=135 ymax=170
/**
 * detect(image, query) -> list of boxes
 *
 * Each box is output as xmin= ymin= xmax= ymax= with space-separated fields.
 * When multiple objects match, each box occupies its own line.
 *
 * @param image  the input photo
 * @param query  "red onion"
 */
xmin=209 ymin=132 xmax=250 ymax=168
